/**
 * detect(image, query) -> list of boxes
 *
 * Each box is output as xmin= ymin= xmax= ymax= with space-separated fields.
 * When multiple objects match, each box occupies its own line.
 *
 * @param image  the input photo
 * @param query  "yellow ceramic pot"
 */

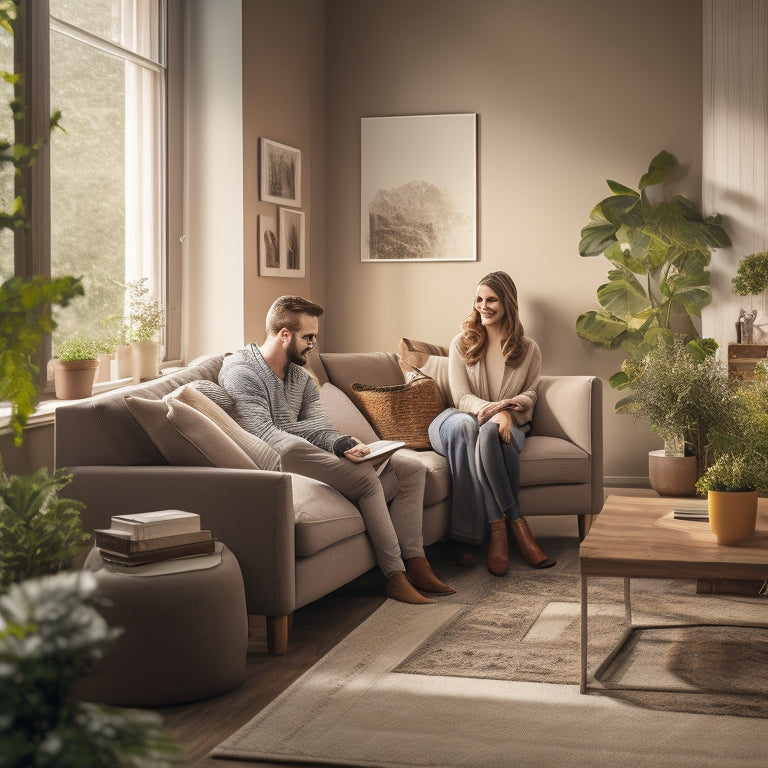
xmin=708 ymin=490 xmax=758 ymax=544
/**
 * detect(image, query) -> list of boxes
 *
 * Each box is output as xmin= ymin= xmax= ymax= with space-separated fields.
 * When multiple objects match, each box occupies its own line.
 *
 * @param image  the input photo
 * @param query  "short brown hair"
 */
xmin=266 ymin=295 xmax=324 ymax=336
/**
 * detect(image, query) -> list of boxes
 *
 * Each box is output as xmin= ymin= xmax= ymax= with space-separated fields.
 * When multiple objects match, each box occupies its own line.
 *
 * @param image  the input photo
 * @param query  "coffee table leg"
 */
xmin=624 ymin=577 xmax=632 ymax=624
xmin=580 ymin=573 xmax=588 ymax=694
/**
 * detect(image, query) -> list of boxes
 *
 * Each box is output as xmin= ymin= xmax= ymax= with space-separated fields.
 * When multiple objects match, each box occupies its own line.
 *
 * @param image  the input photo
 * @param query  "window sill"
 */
xmin=0 ymin=359 xmax=186 ymax=435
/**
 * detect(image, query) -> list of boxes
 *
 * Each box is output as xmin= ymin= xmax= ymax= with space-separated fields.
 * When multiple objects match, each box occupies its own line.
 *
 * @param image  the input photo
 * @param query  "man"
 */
xmin=219 ymin=295 xmax=454 ymax=604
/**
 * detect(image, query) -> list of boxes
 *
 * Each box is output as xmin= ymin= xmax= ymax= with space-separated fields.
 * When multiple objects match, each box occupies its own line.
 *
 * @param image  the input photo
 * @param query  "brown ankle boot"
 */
xmin=486 ymin=519 xmax=509 ymax=576
xmin=406 ymin=556 xmax=456 ymax=595
xmin=509 ymin=517 xmax=556 ymax=569
xmin=385 ymin=571 xmax=435 ymax=604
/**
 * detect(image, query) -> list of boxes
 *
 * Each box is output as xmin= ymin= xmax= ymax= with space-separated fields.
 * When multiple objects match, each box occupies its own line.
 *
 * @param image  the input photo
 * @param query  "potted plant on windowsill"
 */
xmin=53 ymin=333 xmax=103 ymax=399
xmin=126 ymin=278 xmax=165 ymax=381
xmin=615 ymin=335 xmax=734 ymax=496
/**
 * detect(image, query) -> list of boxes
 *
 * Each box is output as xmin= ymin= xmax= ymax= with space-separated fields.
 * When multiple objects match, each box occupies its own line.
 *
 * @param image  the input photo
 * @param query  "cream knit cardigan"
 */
xmin=448 ymin=333 xmax=542 ymax=427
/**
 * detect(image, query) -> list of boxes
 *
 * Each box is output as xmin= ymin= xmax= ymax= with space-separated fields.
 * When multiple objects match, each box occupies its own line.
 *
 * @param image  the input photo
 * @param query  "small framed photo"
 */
xmin=258 ymin=214 xmax=280 ymax=276
xmin=260 ymin=138 xmax=301 ymax=207
xmin=279 ymin=208 xmax=305 ymax=278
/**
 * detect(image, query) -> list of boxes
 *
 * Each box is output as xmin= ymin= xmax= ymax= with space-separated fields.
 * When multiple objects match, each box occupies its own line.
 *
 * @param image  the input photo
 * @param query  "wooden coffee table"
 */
xmin=579 ymin=494 xmax=768 ymax=694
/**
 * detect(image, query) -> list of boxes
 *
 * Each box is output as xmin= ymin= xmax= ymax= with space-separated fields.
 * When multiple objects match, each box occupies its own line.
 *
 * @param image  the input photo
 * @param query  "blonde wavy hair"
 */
xmin=457 ymin=271 xmax=528 ymax=367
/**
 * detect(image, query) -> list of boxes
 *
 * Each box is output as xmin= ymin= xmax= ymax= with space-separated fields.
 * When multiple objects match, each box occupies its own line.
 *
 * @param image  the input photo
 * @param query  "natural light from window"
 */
xmin=49 ymin=0 xmax=165 ymax=346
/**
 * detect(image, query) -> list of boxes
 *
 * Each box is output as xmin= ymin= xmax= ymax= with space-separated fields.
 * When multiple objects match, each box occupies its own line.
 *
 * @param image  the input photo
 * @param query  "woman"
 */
xmin=428 ymin=271 xmax=555 ymax=575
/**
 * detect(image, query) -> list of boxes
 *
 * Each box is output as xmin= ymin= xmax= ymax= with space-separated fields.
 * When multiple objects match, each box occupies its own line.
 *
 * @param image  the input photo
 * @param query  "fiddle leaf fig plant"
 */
xmin=576 ymin=150 xmax=731 ymax=383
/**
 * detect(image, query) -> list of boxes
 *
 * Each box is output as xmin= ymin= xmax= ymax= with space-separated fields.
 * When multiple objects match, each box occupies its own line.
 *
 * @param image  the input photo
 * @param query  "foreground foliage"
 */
xmin=0 ymin=571 xmax=181 ymax=768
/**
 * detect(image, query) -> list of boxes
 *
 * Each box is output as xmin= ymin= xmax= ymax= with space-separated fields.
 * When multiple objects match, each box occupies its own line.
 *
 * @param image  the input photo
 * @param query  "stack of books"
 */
xmin=94 ymin=510 xmax=215 ymax=566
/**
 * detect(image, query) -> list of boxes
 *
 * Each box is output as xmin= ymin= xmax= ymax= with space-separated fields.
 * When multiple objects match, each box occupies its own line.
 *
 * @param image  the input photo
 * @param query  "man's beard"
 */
xmin=287 ymin=338 xmax=308 ymax=366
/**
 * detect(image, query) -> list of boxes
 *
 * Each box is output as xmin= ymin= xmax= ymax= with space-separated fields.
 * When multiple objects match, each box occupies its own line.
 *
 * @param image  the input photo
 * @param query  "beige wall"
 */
xmin=322 ymin=0 xmax=705 ymax=483
xmin=241 ymin=0 xmax=327 ymax=345
xmin=183 ymin=0 xmax=245 ymax=360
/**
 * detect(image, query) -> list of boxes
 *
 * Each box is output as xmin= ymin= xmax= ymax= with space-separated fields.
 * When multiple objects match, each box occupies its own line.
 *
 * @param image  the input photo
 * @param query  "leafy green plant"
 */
xmin=695 ymin=452 xmax=765 ymax=493
xmin=615 ymin=336 xmax=735 ymax=475
xmin=576 ymin=150 xmax=731 ymax=380
xmin=54 ymin=333 xmax=104 ymax=362
xmin=0 ymin=276 xmax=84 ymax=449
xmin=732 ymin=251 xmax=768 ymax=297
xmin=127 ymin=278 xmax=164 ymax=344
xmin=696 ymin=362 xmax=768 ymax=493
xmin=0 ymin=570 xmax=181 ymax=768
xmin=0 ymin=468 xmax=90 ymax=590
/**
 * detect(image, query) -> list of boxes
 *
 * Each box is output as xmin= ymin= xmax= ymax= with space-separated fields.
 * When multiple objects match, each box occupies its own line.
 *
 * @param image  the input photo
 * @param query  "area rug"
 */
xmin=395 ymin=539 xmax=768 ymax=716
xmin=211 ymin=539 xmax=768 ymax=767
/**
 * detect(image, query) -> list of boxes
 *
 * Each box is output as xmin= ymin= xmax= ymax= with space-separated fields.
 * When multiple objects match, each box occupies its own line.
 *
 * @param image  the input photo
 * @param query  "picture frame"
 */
xmin=258 ymin=214 xmax=280 ymax=276
xmin=260 ymin=138 xmax=301 ymax=207
xmin=279 ymin=208 xmax=305 ymax=278
xmin=360 ymin=113 xmax=477 ymax=262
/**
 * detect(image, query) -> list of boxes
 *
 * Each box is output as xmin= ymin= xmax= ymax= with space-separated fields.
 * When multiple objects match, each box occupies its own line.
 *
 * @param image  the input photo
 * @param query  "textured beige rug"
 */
xmin=396 ymin=539 xmax=768 ymax=717
xmin=211 ymin=539 xmax=768 ymax=766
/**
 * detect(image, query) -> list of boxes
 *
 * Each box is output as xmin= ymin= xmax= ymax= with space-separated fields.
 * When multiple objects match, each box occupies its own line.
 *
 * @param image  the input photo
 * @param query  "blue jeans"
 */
xmin=429 ymin=408 xmax=526 ymax=545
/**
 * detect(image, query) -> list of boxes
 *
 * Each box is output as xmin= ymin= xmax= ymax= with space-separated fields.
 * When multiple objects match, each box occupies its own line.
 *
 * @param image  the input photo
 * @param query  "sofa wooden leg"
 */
xmin=578 ymin=514 xmax=594 ymax=541
xmin=266 ymin=614 xmax=291 ymax=655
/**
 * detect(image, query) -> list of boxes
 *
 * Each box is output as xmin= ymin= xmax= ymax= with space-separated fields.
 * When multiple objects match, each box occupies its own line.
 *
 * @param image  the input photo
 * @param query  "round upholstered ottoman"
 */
xmin=77 ymin=543 xmax=248 ymax=707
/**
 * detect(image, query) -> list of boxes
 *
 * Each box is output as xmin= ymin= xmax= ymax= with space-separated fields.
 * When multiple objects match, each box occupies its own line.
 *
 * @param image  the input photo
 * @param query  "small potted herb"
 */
xmin=126 ymin=278 xmax=165 ymax=381
xmin=53 ymin=333 xmax=104 ymax=399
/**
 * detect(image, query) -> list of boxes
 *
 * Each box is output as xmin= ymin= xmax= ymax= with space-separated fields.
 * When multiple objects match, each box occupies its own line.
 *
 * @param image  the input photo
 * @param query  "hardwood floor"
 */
xmin=158 ymin=572 xmax=386 ymax=767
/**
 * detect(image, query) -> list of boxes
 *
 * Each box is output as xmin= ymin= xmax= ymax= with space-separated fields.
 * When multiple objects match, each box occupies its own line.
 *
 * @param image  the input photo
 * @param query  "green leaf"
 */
xmin=606 ymin=180 xmax=639 ymax=196
xmin=638 ymin=150 xmax=676 ymax=189
xmin=575 ymin=310 xmax=628 ymax=348
xmin=579 ymin=221 xmax=616 ymax=257
xmin=596 ymin=277 xmax=651 ymax=322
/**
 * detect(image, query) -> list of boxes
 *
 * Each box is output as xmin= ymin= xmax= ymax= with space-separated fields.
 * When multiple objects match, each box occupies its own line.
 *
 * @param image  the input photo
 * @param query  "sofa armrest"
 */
xmin=532 ymin=376 xmax=601 ymax=454
xmin=532 ymin=375 xmax=604 ymax=518
xmin=66 ymin=465 xmax=296 ymax=617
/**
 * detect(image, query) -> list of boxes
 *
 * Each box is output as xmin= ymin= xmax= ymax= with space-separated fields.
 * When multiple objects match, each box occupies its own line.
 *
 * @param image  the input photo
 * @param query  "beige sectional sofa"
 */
xmin=55 ymin=349 xmax=602 ymax=654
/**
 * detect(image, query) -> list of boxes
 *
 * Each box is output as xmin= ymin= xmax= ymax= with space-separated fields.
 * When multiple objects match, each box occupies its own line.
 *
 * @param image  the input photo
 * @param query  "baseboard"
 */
xmin=604 ymin=475 xmax=651 ymax=489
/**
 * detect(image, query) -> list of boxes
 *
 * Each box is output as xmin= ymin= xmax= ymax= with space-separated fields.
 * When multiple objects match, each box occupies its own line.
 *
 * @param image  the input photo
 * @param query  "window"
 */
xmin=0 ymin=0 xmax=181 ymax=363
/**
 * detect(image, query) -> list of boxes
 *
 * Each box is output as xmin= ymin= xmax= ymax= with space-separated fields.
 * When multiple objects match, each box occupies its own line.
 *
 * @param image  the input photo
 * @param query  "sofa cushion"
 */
xmin=350 ymin=376 xmax=444 ymax=450
xmin=168 ymin=384 xmax=280 ymax=470
xmin=519 ymin=436 xmax=590 ymax=486
xmin=290 ymin=474 xmax=367 ymax=557
xmin=126 ymin=396 xmax=258 ymax=470
xmin=319 ymin=352 xmax=404 ymax=398
xmin=319 ymin=383 xmax=379 ymax=444
xmin=398 ymin=448 xmax=450 ymax=506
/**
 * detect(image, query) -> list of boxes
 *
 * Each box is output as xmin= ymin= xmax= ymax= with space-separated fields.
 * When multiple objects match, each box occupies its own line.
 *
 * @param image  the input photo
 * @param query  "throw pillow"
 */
xmin=397 ymin=337 xmax=449 ymax=368
xmin=350 ymin=376 xmax=445 ymax=450
xmin=319 ymin=383 xmax=379 ymax=444
xmin=182 ymin=379 xmax=237 ymax=414
xmin=397 ymin=338 xmax=451 ymax=406
xmin=167 ymin=384 xmax=280 ymax=471
xmin=126 ymin=396 xmax=258 ymax=469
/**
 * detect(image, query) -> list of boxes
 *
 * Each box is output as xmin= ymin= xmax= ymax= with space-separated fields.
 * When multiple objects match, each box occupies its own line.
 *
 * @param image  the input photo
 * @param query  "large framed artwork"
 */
xmin=279 ymin=208 xmax=305 ymax=278
xmin=261 ymin=138 xmax=301 ymax=207
xmin=361 ymin=113 xmax=477 ymax=262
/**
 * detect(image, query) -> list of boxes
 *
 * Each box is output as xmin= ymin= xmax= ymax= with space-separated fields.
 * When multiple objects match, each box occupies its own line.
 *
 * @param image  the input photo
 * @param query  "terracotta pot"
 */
xmin=708 ymin=490 xmax=758 ymax=544
xmin=648 ymin=450 xmax=697 ymax=497
xmin=54 ymin=358 xmax=99 ymax=399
